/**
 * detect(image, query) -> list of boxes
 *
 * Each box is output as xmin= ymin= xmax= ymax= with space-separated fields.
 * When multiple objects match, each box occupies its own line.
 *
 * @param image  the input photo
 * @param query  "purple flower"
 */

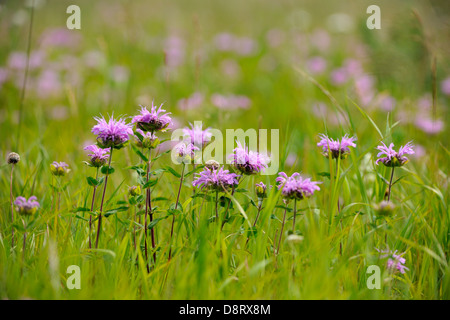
xmin=317 ymin=134 xmax=357 ymax=159
xmin=276 ymin=172 xmax=321 ymax=200
xmin=91 ymin=115 xmax=133 ymax=149
xmin=84 ymin=144 xmax=110 ymax=167
xmin=192 ymin=166 xmax=239 ymax=191
xmin=230 ymin=141 xmax=269 ymax=175
xmin=14 ymin=196 xmax=40 ymax=216
xmin=377 ymin=248 xmax=409 ymax=274
xmin=441 ymin=76 xmax=450 ymax=96
xmin=255 ymin=182 xmax=268 ymax=198
xmin=375 ymin=141 xmax=414 ymax=167
xmin=183 ymin=122 xmax=212 ymax=148
xmin=211 ymin=94 xmax=251 ymax=110
xmin=50 ymin=161 xmax=70 ymax=176
xmin=132 ymin=103 xmax=172 ymax=132
xmin=134 ymin=128 xmax=159 ymax=149
xmin=177 ymin=92 xmax=204 ymax=111
xmin=173 ymin=142 xmax=199 ymax=163
xmin=306 ymin=56 xmax=327 ymax=75
xmin=414 ymin=117 xmax=444 ymax=135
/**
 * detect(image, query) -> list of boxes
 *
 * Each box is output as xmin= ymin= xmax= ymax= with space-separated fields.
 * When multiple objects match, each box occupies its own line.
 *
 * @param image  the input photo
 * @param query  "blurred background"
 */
xmin=0 ymin=0 xmax=448 ymax=174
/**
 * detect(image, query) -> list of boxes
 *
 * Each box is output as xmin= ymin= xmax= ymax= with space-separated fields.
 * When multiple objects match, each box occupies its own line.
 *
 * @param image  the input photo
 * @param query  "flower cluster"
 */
xmin=192 ymin=166 xmax=239 ymax=191
xmin=183 ymin=122 xmax=212 ymax=147
xmin=92 ymin=115 xmax=133 ymax=149
xmin=317 ymin=133 xmax=357 ymax=159
xmin=230 ymin=141 xmax=269 ymax=175
xmin=50 ymin=161 xmax=70 ymax=176
xmin=84 ymin=144 xmax=110 ymax=167
xmin=174 ymin=141 xmax=199 ymax=164
xmin=132 ymin=103 xmax=172 ymax=132
xmin=377 ymin=248 xmax=409 ymax=274
xmin=276 ymin=172 xmax=321 ymax=200
xmin=375 ymin=141 xmax=414 ymax=167
xmin=14 ymin=196 xmax=40 ymax=216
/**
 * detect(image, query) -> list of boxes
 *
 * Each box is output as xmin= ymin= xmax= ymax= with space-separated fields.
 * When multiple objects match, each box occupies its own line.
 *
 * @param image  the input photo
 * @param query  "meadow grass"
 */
xmin=0 ymin=0 xmax=449 ymax=300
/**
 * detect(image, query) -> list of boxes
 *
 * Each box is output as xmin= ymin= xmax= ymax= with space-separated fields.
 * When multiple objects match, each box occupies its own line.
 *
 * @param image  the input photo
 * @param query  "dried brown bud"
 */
xmin=7 ymin=152 xmax=20 ymax=165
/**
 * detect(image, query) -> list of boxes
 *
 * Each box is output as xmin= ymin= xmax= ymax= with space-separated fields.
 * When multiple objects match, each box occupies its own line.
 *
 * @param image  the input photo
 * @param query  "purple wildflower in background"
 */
xmin=14 ymin=196 xmax=40 ymax=216
xmin=317 ymin=134 xmax=357 ymax=159
xmin=377 ymin=248 xmax=409 ymax=274
xmin=177 ymin=92 xmax=204 ymax=111
xmin=230 ymin=141 xmax=269 ymax=175
xmin=414 ymin=117 xmax=444 ymax=135
xmin=132 ymin=103 xmax=172 ymax=132
xmin=376 ymin=141 xmax=414 ymax=167
xmin=183 ymin=122 xmax=212 ymax=147
xmin=84 ymin=144 xmax=110 ymax=167
xmin=50 ymin=161 xmax=70 ymax=176
xmin=276 ymin=172 xmax=321 ymax=200
xmin=192 ymin=166 xmax=239 ymax=191
xmin=441 ymin=76 xmax=450 ymax=96
xmin=174 ymin=142 xmax=199 ymax=164
xmin=92 ymin=115 xmax=133 ymax=149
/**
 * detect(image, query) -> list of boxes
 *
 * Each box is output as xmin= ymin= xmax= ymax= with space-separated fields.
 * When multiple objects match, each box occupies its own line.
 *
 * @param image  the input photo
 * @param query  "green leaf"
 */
xmin=143 ymin=178 xmax=158 ymax=189
xmin=73 ymin=207 xmax=90 ymax=213
xmin=147 ymin=216 xmax=168 ymax=230
xmin=101 ymin=165 xmax=115 ymax=175
xmin=87 ymin=176 xmax=99 ymax=187
xmin=164 ymin=166 xmax=181 ymax=178
xmin=104 ymin=206 xmax=129 ymax=217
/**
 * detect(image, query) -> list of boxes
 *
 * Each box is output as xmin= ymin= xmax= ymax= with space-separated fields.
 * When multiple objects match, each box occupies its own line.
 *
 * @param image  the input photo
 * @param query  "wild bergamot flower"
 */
xmin=84 ymin=144 xmax=110 ymax=167
xmin=375 ymin=141 xmax=414 ymax=167
xmin=276 ymin=172 xmax=321 ymax=200
xmin=317 ymin=133 xmax=357 ymax=159
xmin=132 ymin=103 xmax=172 ymax=132
xmin=50 ymin=161 xmax=70 ymax=176
xmin=92 ymin=115 xmax=133 ymax=149
xmin=229 ymin=141 xmax=269 ymax=175
xmin=192 ymin=166 xmax=239 ymax=191
xmin=14 ymin=196 xmax=40 ymax=216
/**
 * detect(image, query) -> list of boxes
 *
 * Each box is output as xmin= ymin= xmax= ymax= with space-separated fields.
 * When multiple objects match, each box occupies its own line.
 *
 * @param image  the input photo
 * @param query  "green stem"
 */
xmin=95 ymin=147 xmax=113 ymax=248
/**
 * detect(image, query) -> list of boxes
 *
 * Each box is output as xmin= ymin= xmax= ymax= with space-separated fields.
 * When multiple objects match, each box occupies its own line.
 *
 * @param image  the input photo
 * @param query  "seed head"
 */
xmin=7 ymin=152 xmax=20 ymax=165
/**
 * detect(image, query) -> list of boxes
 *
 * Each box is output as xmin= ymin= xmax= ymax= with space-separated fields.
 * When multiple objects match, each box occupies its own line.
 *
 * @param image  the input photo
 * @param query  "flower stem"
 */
xmin=387 ymin=167 xmax=395 ymax=202
xmin=10 ymin=164 xmax=15 ymax=249
xmin=292 ymin=199 xmax=297 ymax=232
xmin=95 ymin=147 xmax=113 ymax=249
xmin=277 ymin=206 xmax=287 ymax=255
xmin=169 ymin=163 xmax=185 ymax=261
xmin=144 ymin=148 xmax=156 ymax=271
xmin=89 ymin=168 xmax=99 ymax=249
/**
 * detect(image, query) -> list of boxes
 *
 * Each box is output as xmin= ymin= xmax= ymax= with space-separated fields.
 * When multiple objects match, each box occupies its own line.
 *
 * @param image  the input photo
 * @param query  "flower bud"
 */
xmin=129 ymin=185 xmax=141 ymax=197
xmin=374 ymin=200 xmax=396 ymax=217
xmin=255 ymin=182 xmax=267 ymax=198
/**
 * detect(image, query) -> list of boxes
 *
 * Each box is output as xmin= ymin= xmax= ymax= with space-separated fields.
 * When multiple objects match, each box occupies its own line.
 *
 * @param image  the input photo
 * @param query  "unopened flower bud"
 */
xmin=129 ymin=185 xmax=141 ymax=197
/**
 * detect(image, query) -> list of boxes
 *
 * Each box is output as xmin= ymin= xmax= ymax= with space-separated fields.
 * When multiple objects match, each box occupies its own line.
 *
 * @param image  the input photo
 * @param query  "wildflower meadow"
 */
xmin=0 ymin=0 xmax=449 ymax=302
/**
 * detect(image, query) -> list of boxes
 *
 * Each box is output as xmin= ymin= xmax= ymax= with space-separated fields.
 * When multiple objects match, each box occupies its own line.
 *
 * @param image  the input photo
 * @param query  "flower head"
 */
xmin=375 ymin=141 xmax=414 ymax=167
xmin=276 ymin=172 xmax=321 ymax=200
xmin=134 ymin=129 xmax=160 ymax=149
xmin=230 ymin=141 xmax=269 ymax=175
xmin=132 ymin=103 xmax=172 ymax=132
xmin=129 ymin=185 xmax=141 ymax=197
xmin=173 ymin=141 xmax=199 ymax=164
xmin=14 ymin=196 xmax=40 ymax=216
xmin=50 ymin=161 xmax=70 ymax=176
xmin=192 ymin=166 xmax=239 ymax=191
xmin=91 ymin=115 xmax=133 ymax=149
xmin=7 ymin=152 xmax=20 ymax=165
xmin=377 ymin=248 xmax=409 ymax=274
xmin=183 ymin=122 xmax=212 ymax=147
xmin=255 ymin=182 xmax=268 ymax=198
xmin=84 ymin=144 xmax=110 ymax=167
xmin=317 ymin=133 xmax=356 ymax=159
